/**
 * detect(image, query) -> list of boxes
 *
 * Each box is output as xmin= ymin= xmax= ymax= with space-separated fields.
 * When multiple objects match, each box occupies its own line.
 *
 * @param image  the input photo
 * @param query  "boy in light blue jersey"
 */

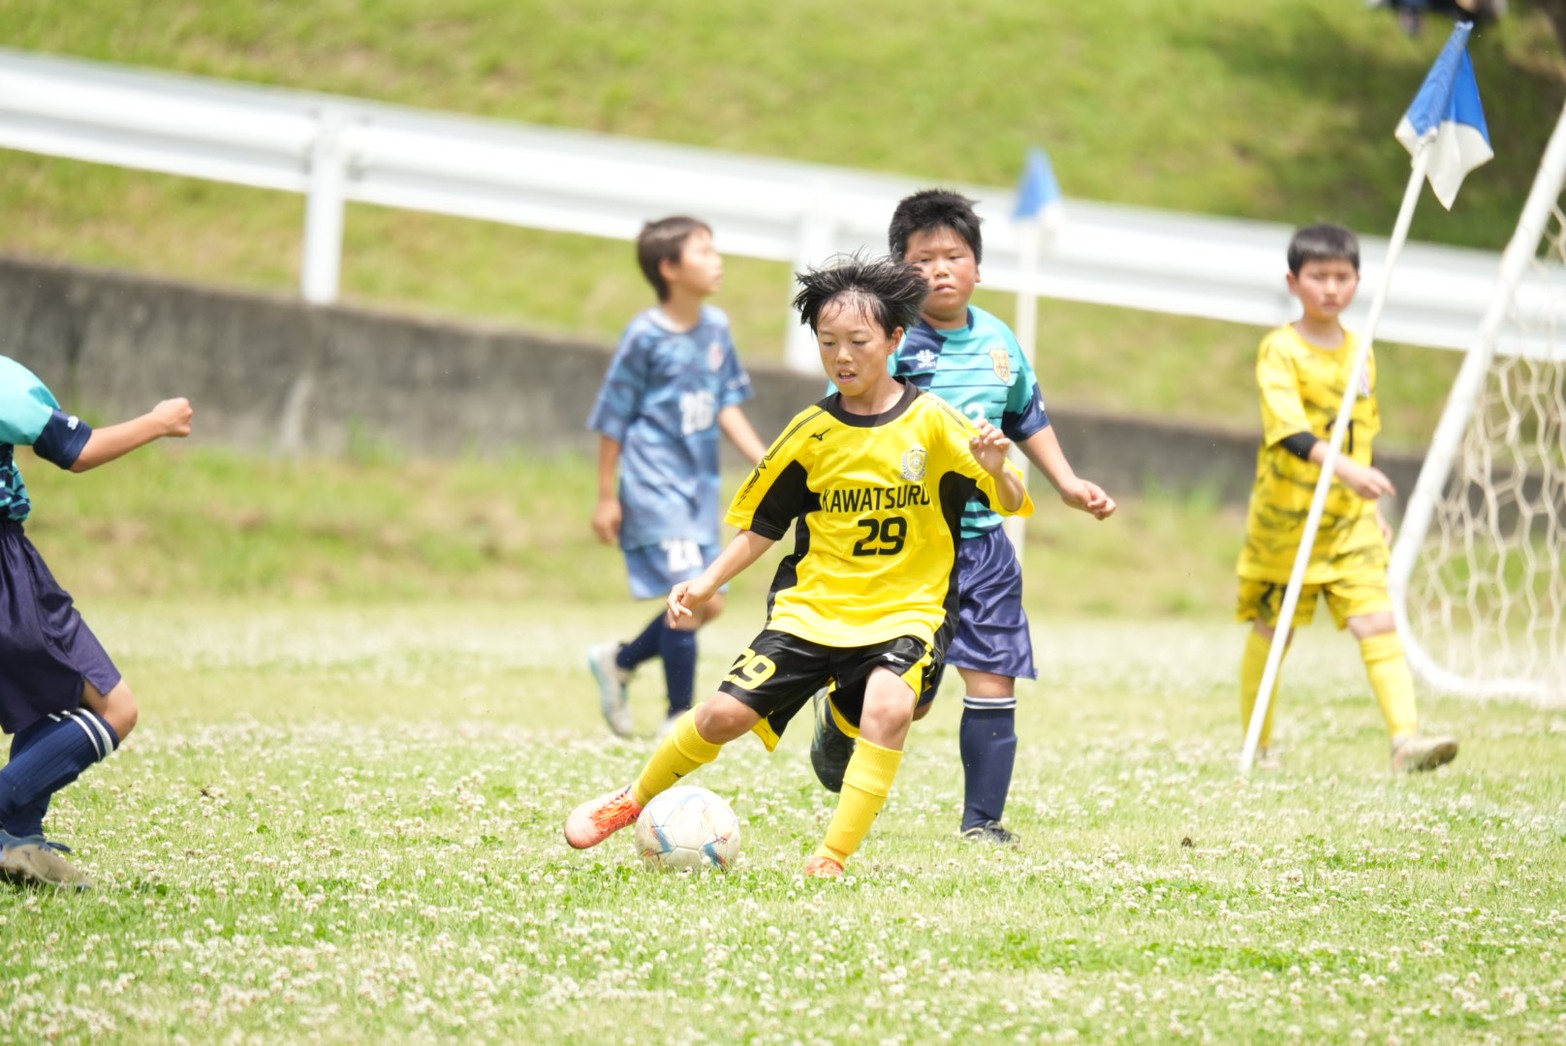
xmin=0 ymin=355 xmax=192 ymax=887
xmin=811 ymin=190 xmax=1115 ymax=843
xmin=587 ymin=216 xmax=767 ymax=738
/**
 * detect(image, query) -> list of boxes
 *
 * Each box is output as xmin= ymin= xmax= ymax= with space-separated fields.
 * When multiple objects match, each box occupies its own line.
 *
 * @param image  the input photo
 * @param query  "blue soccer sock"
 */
xmin=617 ymin=613 xmax=666 ymax=671
xmin=660 ymin=626 xmax=698 ymax=716
xmin=959 ymin=697 xmax=1018 ymax=830
xmin=0 ymin=709 xmax=120 ymax=830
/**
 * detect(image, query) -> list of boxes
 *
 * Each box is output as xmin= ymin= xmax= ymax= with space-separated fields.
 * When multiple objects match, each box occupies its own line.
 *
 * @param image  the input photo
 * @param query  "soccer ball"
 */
xmin=633 ymin=785 xmax=741 ymax=873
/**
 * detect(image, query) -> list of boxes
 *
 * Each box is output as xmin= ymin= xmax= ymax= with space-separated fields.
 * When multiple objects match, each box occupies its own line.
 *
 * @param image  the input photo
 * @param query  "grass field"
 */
xmin=4 ymin=603 xmax=1562 ymax=1043
xmin=3 ymin=452 xmax=1564 ymax=1042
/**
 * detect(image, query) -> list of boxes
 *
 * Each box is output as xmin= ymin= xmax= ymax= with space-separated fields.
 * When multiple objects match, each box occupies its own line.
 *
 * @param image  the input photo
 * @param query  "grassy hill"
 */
xmin=2 ymin=0 xmax=1563 ymax=441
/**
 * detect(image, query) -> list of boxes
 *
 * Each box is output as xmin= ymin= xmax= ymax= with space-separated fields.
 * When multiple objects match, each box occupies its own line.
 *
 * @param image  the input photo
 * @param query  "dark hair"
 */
xmin=792 ymin=254 xmax=928 ymax=336
xmin=1287 ymin=223 xmax=1359 ymax=275
xmin=888 ymin=189 xmax=984 ymax=263
xmin=636 ymin=216 xmax=712 ymax=301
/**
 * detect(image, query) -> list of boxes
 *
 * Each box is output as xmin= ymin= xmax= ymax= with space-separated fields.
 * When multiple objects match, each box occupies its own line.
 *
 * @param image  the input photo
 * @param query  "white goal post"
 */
xmin=1389 ymin=100 xmax=1566 ymax=703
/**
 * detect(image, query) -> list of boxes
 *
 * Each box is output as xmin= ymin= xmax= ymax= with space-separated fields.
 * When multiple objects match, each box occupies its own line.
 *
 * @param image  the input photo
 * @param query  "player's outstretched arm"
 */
xmin=1018 ymin=428 xmax=1115 ymax=520
xmin=70 ymin=398 xmax=192 ymax=473
xmin=968 ymin=420 xmax=1027 ymax=513
xmin=667 ymin=530 xmax=776 ymax=623
xmin=591 ymin=435 xmax=623 ymax=544
xmin=1302 ymin=439 xmax=1397 ymax=500
xmin=717 ymin=405 xmax=768 ymax=466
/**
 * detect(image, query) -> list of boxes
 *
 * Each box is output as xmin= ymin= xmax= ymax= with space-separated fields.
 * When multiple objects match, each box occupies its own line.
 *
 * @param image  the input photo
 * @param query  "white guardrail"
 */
xmin=0 ymin=46 xmax=1541 ymax=370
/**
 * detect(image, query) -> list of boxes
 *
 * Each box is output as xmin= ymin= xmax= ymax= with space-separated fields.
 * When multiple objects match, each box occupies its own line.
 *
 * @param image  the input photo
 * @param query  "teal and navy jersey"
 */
xmin=894 ymin=306 xmax=1049 ymax=538
xmin=0 ymin=356 xmax=93 ymax=522
xmin=587 ymin=305 xmax=754 ymax=549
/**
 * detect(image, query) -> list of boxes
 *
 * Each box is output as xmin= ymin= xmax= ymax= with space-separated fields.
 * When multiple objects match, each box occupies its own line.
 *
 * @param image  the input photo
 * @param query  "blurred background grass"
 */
xmin=1 ymin=0 xmax=1561 ymax=445
xmin=20 ymin=448 xmax=1243 ymax=619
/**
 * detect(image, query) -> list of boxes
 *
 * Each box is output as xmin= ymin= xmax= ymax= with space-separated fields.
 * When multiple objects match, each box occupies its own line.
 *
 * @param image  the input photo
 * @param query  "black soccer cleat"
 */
xmin=809 ymin=689 xmax=855 ymax=794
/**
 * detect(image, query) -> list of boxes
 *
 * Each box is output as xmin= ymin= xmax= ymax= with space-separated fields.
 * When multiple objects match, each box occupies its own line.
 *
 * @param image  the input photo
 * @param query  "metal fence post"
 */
xmin=301 ymin=108 xmax=349 ymax=304
xmin=786 ymin=183 xmax=837 ymax=372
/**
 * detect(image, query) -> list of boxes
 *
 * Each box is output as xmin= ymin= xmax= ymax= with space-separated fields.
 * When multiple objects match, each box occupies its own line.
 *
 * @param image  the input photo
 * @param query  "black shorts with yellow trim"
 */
xmin=716 ymin=629 xmax=939 ymax=752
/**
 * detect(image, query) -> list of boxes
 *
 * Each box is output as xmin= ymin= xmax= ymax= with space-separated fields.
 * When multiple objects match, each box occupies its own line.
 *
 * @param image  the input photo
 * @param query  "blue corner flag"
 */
xmin=1014 ymin=147 xmax=1063 ymax=221
xmin=1394 ymin=21 xmax=1493 ymax=209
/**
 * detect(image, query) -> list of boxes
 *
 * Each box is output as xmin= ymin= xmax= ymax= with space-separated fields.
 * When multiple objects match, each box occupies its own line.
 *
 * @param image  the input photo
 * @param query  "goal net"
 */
xmin=1389 ymin=102 xmax=1566 ymax=703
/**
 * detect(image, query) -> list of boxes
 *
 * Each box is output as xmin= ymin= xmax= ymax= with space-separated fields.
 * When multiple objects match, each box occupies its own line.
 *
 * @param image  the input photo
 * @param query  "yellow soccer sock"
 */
xmin=1361 ymin=633 xmax=1418 ymax=740
xmin=632 ymin=711 xmax=722 ymax=805
xmin=1240 ymin=629 xmax=1282 ymax=750
xmin=815 ymin=738 xmax=903 ymax=866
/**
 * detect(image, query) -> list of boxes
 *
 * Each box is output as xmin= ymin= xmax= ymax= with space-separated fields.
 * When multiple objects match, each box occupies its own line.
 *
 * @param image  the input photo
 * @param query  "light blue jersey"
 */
xmin=894 ymin=306 xmax=1049 ymax=538
xmin=587 ymin=305 xmax=753 ymax=549
xmin=0 ymin=356 xmax=93 ymax=522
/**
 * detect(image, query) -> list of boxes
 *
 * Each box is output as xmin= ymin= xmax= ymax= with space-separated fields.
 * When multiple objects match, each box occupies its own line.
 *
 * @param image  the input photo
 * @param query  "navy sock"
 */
xmin=0 ymin=710 xmax=120 ymax=828
xmin=617 ymin=613 xmax=665 ymax=671
xmin=659 ymin=626 xmax=698 ymax=716
xmin=959 ymin=698 xmax=1018 ymax=830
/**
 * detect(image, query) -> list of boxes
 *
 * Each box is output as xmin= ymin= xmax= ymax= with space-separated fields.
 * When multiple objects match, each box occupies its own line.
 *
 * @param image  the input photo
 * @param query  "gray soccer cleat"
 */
xmin=1392 ymin=734 xmax=1459 ymax=773
xmin=960 ymin=820 xmax=1020 ymax=846
xmin=0 ymin=832 xmax=93 ymax=890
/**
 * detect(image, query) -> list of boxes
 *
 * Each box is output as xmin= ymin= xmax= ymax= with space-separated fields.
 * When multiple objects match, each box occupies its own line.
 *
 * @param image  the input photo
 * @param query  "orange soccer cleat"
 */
xmin=564 ymin=785 xmax=644 ymax=849
xmin=803 ymin=855 xmax=844 ymax=879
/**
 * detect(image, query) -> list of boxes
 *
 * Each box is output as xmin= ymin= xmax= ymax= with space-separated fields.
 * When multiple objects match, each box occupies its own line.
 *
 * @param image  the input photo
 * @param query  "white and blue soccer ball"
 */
xmin=633 ymin=785 xmax=741 ymax=873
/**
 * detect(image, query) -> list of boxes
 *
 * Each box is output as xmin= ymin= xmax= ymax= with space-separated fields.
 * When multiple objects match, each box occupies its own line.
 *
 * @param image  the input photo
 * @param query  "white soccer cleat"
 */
xmin=587 ymin=642 xmax=634 ymax=737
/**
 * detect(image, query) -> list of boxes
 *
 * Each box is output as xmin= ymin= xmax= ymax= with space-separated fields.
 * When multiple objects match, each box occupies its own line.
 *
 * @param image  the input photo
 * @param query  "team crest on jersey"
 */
xmin=1358 ymin=367 xmax=1372 ymax=398
xmin=914 ymin=348 xmax=938 ymax=371
xmin=707 ymin=340 xmax=725 ymax=371
xmin=989 ymin=348 xmax=1012 ymax=383
xmin=900 ymin=446 xmax=928 ymax=482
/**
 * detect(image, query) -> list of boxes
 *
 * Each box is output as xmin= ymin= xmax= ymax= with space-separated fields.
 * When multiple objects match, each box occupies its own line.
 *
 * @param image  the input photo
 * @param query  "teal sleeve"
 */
xmin=0 ymin=359 xmax=61 ymax=446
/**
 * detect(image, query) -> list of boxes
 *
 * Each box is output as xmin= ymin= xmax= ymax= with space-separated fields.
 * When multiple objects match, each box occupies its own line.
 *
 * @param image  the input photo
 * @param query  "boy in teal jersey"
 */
xmin=811 ymin=190 xmax=1115 ymax=843
xmin=586 ymin=217 xmax=768 ymax=739
xmin=0 ymin=355 xmax=192 ymax=887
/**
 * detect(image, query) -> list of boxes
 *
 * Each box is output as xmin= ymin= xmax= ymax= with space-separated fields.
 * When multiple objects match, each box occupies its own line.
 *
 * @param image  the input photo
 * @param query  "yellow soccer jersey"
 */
xmin=1238 ymin=324 xmax=1386 ymax=583
xmin=726 ymin=381 xmax=1033 ymax=649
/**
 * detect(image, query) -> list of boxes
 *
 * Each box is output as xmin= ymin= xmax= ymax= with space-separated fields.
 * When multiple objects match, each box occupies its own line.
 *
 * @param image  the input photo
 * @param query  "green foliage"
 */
xmin=0 ymin=0 xmax=1552 ymax=435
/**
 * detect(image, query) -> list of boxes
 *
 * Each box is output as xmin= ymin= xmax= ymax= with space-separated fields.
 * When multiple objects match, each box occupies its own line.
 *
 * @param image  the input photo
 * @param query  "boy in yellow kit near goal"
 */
xmin=565 ymin=255 xmax=1032 ymax=877
xmin=1237 ymin=223 xmax=1457 ymax=773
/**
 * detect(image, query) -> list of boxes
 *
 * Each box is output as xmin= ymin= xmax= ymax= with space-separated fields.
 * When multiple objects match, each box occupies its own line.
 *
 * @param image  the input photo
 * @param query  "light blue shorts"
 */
xmin=623 ymin=538 xmax=722 ymax=600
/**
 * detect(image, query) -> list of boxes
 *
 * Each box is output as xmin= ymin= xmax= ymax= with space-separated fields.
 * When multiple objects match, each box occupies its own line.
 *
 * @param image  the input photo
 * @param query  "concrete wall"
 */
xmin=0 ymin=254 xmax=1422 ymax=503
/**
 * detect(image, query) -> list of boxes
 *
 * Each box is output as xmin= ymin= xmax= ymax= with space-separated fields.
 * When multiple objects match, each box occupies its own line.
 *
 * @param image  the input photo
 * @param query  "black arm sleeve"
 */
xmin=1278 ymin=432 xmax=1319 ymax=462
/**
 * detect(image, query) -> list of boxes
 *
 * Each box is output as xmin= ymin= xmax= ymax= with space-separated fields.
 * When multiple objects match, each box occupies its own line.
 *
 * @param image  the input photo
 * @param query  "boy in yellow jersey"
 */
xmin=1237 ymin=224 xmax=1457 ymax=772
xmin=565 ymin=255 xmax=1033 ymax=877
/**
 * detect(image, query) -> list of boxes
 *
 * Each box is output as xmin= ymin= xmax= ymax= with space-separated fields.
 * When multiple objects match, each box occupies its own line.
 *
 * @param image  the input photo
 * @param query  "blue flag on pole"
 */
xmin=1393 ymin=21 xmax=1493 ymax=209
xmin=1014 ymin=146 xmax=1063 ymax=223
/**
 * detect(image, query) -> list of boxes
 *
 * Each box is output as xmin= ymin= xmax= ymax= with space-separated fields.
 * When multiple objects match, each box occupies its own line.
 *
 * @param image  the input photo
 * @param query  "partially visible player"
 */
xmin=586 ymin=216 xmax=767 ymax=739
xmin=565 ymin=255 xmax=1034 ymax=877
xmin=810 ymin=189 xmax=1114 ymax=845
xmin=1236 ymin=223 xmax=1457 ymax=772
xmin=0 ymin=355 xmax=192 ymax=887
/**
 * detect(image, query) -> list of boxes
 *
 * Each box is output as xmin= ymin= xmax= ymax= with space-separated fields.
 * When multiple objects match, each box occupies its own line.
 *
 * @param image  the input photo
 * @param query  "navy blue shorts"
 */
xmin=942 ymin=525 xmax=1037 ymax=681
xmin=0 ymin=522 xmax=121 ymax=736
